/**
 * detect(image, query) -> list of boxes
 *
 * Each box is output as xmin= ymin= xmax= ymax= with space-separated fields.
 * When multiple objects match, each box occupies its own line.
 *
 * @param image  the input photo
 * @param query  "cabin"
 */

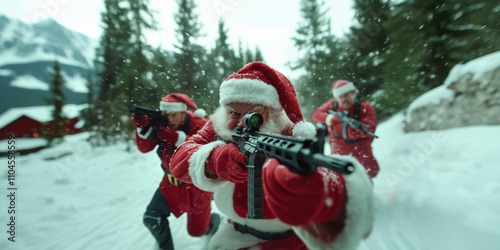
xmin=0 ymin=104 xmax=87 ymax=155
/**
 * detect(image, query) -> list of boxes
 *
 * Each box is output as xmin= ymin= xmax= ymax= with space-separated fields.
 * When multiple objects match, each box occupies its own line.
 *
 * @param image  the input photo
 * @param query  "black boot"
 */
xmin=143 ymin=209 xmax=174 ymax=250
xmin=144 ymin=189 xmax=174 ymax=250
xmin=204 ymin=213 xmax=221 ymax=236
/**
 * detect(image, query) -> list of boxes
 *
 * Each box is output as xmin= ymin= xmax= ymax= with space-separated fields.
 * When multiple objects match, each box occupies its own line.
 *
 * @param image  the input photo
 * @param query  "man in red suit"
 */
xmin=312 ymin=80 xmax=380 ymax=179
xmin=132 ymin=93 xmax=219 ymax=250
xmin=170 ymin=63 xmax=374 ymax=250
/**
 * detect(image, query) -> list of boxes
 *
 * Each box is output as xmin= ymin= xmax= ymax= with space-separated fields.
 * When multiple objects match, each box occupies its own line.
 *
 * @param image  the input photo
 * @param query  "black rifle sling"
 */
xmin=332 ymin=98 xmax=363 ymax=121
xmin=332 ymin=98 xmax=363 ymax=139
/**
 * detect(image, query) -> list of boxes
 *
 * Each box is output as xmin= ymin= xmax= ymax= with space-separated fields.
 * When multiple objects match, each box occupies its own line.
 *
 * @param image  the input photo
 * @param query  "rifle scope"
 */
xmin=242 ymin=112 xmax=264 ymax=131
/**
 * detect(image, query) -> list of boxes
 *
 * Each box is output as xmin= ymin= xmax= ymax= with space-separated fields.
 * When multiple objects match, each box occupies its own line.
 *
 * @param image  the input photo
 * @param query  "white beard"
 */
xmin=211 ymin=106 xmax=294 ymax=141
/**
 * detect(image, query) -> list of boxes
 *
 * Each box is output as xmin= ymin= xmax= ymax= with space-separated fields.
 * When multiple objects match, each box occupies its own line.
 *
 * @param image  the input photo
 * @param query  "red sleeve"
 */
xmin=311 ymin=99 xmax=335 ymax=124
xmin=170 ymin=120 xmax=216 ymax=183
xmin=263 ymin=159 xmax=346 ymax=226
xmin=359 ymin=102 xmax=377 ymax=133
xmin=134 ymin=130 xmax=158 ymax=153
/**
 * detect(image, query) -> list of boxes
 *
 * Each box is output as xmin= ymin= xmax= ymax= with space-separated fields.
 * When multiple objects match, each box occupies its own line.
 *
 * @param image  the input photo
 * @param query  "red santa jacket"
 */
xmin=170 ymin=119 xmax=374 ymax=250
xmin=312 ymin=98 xmax=380 ymax=178
xmin=135 ymin=111 xmax=207 ymax=170
xmin=135 ymin=111 xmax=210 ymax=220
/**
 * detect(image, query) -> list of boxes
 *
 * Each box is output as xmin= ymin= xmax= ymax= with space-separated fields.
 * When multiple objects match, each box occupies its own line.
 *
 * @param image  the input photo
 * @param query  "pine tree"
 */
xmin=172 ymin=0 xmax=216 ymax=111
xmin=346 ymin=0 xmax=390 ymax=97
xmin=92 ymin=0 xmax=159 ymax=145
xmin=122 ymin=0 xmax=159 ymax=107
xmin=173 ymin=0 xmax=202 ymax=93
xmin=253 ymin=46 xmax=264 ymax=62
xmin=210 ymin=19 xmax=239 ymax=82
xmin=292 ymin=0 xmax=336 ymax=116
xmin=43 ymin=60 xmax=67 ymax=146
xmin=378 ymin=0 xmax=499 ymax=119
xmin=151 ymin=47 xmax=177 ymax=95
xmin=93 ymin=0 xmax=132 ymax=144
xmin=81 ymin=71 xmax=98 ymax=133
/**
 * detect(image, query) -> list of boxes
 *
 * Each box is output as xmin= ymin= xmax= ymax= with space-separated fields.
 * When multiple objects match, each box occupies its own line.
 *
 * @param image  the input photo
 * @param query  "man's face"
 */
xmin=337 ymin=91 xmax=357 ymax=110
xmin=162 ymin=111 xmax=186 ymax=130
xmin=225 ymin=103 xmax=269 ymax=131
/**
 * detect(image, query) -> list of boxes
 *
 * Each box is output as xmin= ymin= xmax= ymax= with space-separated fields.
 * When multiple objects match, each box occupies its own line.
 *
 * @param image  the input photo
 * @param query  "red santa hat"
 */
xmin=219 ymin=62 xmax=316 ymax=138
xmin=332 ymin=80 xmax=358 ymax=98
xmin=160 ymin=93 xmax=206 ymax=118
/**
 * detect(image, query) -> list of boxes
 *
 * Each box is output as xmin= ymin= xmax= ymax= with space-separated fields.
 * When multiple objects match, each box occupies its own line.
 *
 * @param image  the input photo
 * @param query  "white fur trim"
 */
xmin=160 ymin=101 xmax=187 ymax=112
xmin=210 ymin=185 xmax=293 ymax=249
xmin=326 ymin=114 xmax=335 ymax=126
xmin=292 ymin=121 xmax=316 ymax=138
xmin=219 ymin=78 xmax=282 ymax=110
xmin=294 ymin=155 xmax=374 ymax=250
xmin=136 ymin=127 xmax=153 ymax=139
xmin=188 ymin=140 xmax=227 ymax=192
xmin=333 ymin=82 xmax=357 ymax=98
xmin=194 ymin=108 xmax=206 ymax=118
xmin=174 ymin=131 xmax=186 ymax=147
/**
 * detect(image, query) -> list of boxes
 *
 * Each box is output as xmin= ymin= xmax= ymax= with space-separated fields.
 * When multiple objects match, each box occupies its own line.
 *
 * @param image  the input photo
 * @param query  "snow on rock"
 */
xmin=405 ymin=51 xmax=500 ymax=132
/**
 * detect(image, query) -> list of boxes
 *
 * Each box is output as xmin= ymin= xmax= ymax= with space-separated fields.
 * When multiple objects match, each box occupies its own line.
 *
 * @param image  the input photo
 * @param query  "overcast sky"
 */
xmin=1 ymin=0 xmax=354 ymax=77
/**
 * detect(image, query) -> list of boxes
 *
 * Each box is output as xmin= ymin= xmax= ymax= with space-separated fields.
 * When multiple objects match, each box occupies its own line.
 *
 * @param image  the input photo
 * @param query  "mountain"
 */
xmin=0 ymin=15 xmax=98 ymax=114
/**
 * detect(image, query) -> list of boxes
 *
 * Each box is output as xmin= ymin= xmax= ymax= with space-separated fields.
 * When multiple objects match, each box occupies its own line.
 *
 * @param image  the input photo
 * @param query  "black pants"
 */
xmin=143 ymin=188 xmax=174 ymax=250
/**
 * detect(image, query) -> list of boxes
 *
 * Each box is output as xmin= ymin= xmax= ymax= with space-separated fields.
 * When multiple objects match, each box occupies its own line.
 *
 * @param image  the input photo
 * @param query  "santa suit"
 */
xmin=135 ymin=110 xmax=213 ymax=236
xmin=312 ymin=98 xmax=380 ymax=179
xmin=170 ymin=62 xmax=374 ymax=249
xmin=170 ymin=120 xmax=374 ymax=249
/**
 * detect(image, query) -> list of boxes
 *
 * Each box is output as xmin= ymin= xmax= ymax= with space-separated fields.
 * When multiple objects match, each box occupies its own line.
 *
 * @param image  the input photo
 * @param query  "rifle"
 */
xmin=328 ymin=110 xmax=378 ymax=139
xmin=232 ymin=112 xmax=354 ymax=219
xmin=118 ymin=104 xmax=169 ymax=136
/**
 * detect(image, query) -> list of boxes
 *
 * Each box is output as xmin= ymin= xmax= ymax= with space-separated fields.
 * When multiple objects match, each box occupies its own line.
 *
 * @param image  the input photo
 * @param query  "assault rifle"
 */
xmin=328 ymin=110 xmax=378 ymax=139
xmin=232 ymin=112 xmax=354 ymax=219
xmin=118 ymin=104 xmax=169 ymax=136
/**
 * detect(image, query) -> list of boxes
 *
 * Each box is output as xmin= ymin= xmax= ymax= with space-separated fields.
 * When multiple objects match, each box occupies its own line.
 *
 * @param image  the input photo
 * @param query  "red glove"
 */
xmin=156 ymin=126 xmax=179 ymax=142
xmin=132 ymin=114 xmax=149 ymax=128
xmin=263 ymin=159 xmax=328 ymax=226
xmin=330 ymin=116 xmax=342 ymax=126
xmin=208 ymin=143 xmax=247 ymax=183
xmin=348 ymin=127 xmax=364 ymax=138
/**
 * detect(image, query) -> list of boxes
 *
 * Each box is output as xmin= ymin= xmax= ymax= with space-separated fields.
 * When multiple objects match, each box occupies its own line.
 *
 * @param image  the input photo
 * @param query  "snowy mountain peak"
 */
xmin=0 ymin=14 xmax=97 ymax=68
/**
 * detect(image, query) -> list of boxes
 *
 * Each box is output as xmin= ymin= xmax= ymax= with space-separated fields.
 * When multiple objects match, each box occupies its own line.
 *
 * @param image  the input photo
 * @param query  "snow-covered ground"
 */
xmin=1 ymin=114 xmax=499 ymax=250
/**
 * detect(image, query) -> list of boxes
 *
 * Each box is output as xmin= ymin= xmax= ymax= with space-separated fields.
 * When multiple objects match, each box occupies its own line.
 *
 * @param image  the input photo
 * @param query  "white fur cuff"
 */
xmin=137 ymin=127 xmax=153 ymax=139
xmin=175 ymin=131 xmax=187 ymax=147
xmin=188 ymin=140 xmax=227 ymax=192
xmin=326 ymin=114 xmax=335 ymax=126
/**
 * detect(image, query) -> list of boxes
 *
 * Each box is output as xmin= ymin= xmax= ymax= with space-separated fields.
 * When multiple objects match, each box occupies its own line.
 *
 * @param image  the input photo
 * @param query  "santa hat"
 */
xmin=332 ymin=80 xmax=358 ymax=98
xmin=159 ymin=93 xmax=206 ymax=118
xmin=219 ymin=62 xmax=316 ymax=138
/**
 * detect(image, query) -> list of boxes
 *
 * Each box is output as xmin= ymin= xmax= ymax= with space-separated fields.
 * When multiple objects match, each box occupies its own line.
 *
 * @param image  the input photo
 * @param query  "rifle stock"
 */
xmin=232 ymin=112 xmax=354 ymax=219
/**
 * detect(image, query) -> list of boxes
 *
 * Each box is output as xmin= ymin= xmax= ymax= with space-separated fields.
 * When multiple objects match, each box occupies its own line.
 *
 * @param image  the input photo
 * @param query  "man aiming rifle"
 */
xmin=169 ymin=62 xmax=374 ymax=250
xmin=312 ymin=80 xmax=380 ymax=179
xmin=126 ymin=94 xmax=220 ymax=250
